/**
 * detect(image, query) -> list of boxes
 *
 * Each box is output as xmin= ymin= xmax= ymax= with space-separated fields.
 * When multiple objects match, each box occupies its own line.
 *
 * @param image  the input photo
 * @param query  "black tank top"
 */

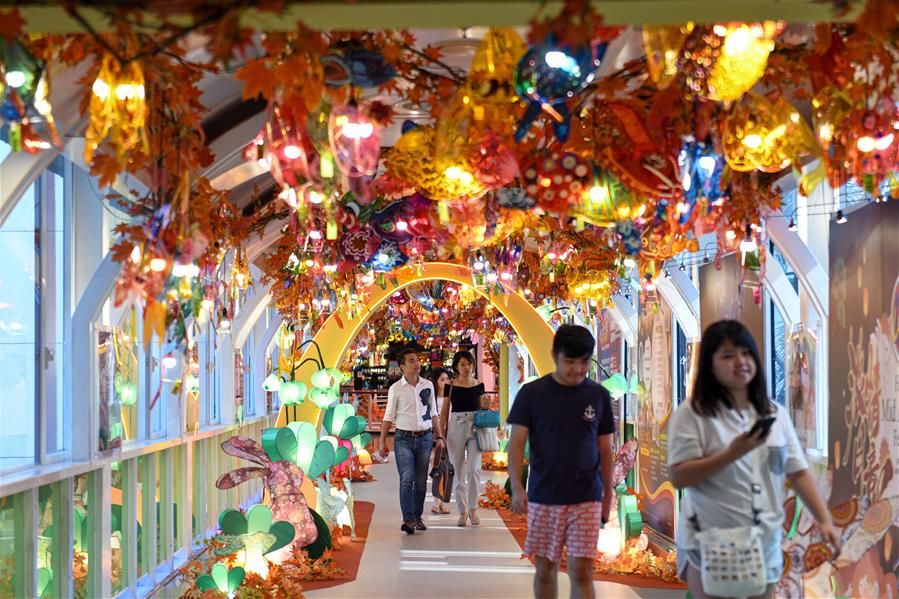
xmin=450 ymin=383 xmax=485 ymax=413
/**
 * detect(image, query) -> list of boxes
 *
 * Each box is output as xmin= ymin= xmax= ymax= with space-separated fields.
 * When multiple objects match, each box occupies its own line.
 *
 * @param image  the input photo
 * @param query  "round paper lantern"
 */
xmin=265 ymin=103 xmax=316 ymax=189
xmin=840 ymin=95 xmax=898 ymax=187
xmin=521 ymin=150 xmax=591 ymax=213
xmin=575 ymin=167 xmax=645 ymax=227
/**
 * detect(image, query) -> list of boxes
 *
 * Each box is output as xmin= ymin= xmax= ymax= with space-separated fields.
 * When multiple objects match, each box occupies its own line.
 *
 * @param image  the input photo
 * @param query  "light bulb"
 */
xmin=544 ymin=50 xmax=579 ymax=75
xmin=623 ymin=257 xmax=636 ymax=269
xmin=874 ymin=133 xmax=894 ymax=150
xmin=818 ymin=122 xmax=834 ymax=144
xmin=309 ymin=229 xmax=322 ymax=240
xmin=396 ymin=220 xmax=408 ymax=231
xmin=473 ymin=261 xmax=484 ymax=271
xmin=172 ymin=264 xmax=188 ymax=278
xmin=130 ymin=245 xmax=142 ymax=264
xmin=697 ymin=155 xmax=717 ymax=175
xmin=740 ymin=227 xmax=757 ymax=253
xmin=588 ymin=184 xmax=609 ymax=205
xmin=161 ymin=355 xmax=177 ymax=370
xmin=5 ymin=70 xmax=26 ymax=88
xmin=283 ymin=144 xmax=302 ymax=160
xmin=341 ymin=122 xmax=374 ymax=139
xmin=725 ymin=229 xmax=737 ymax=242
xmin=856 ymin=136 xmax=876 ymax=153
xmin=444 ymin=166 xmax=463 ymax=180
xmin=723 ymin=26 xmax=753 ymax=56
xmin=486 ymin=272 xmax=498 ymax=283
xmin=742 ymin=134 xmax=762 ymax=149
xmin=307 ymin=190 xmax=325 ymax=204
xmin=149 ymin=258 xmax=168 ymax=272
xmin=201 ymin=298 xmax=214 ymax=310
xmin=92 ymin=78 xmax=110 ymax=98
xmin=115 ymin=83 xmax=144 ymax=100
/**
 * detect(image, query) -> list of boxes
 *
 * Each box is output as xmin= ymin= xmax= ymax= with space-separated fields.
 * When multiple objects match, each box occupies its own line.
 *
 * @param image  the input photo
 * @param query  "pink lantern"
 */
xmin=328 ymin=101 xmax=381 ymax=178
xmin=265 ymin=103 xmax=317 ymax=189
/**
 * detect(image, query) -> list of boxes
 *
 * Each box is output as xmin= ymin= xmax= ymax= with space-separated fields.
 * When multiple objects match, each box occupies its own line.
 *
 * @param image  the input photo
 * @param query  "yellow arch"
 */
xmin=276 ymin=261 xmax=555 ymax=428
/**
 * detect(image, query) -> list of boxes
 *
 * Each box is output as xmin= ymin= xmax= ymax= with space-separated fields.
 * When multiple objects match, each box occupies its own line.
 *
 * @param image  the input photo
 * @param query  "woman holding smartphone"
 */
xmin=668 ymin=320 xmax=839 ymax=599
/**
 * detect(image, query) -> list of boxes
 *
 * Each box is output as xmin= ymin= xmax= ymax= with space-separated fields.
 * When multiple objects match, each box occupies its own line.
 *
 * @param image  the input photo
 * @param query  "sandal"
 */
xmin=431 ymin=507 xmax=440 ymax=514
xmin=468 ymin=510 xmax=480 ymax=525
xmin=439 ymin=506 xmax=451 ymax=514
xmin=457 ymin=513 xmax=468 ymax=527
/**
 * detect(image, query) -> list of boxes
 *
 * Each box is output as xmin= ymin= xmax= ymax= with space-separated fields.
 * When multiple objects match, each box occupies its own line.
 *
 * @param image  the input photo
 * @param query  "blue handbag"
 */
xmin=474 ymin=409 xmax=500 ymax=428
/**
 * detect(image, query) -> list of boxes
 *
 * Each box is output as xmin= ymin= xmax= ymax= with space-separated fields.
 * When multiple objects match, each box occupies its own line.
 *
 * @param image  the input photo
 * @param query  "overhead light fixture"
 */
xmin=787 ymin=218 xmax=798 ymax=232
xmin=835 ymin=210 xmax=847 ymax=224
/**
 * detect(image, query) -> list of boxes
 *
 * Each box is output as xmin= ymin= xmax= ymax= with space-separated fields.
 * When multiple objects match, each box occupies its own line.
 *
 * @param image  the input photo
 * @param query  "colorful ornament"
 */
xmin=839 ymin=95 xmax=898 ymax=190
xmin=575 ymin=167 xmax=645 ymax=227
xmin=520 ymin=149 xmax=591 ymax=213
xmin=265 ymin=102 xmax=316 ymax=189
xmin=329 ymin=100 xmax=381 ymax=178
xmin=642 ymin=24 xmax=694 ymax=89
xmin=514 ymin=35 xmax=606 ymax=142
xmin=84 ymin=53 xmax=147 ymax=165
xmin=720 ymin=93 xmax=817 ymax=173
xmin=677 ymin=141 xmax=726 ymax=224
xmin=706 ymin=22 xmax=781 ymax=101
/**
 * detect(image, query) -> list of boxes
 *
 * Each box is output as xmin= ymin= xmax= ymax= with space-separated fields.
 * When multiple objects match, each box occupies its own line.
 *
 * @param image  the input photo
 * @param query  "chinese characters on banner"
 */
xmin=637 ymin=299 xmax=676 ymax=541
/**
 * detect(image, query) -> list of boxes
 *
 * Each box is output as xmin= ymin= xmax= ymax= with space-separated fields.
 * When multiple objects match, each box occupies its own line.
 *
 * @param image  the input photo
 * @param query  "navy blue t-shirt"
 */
xmin=507 ymin=374 xmax=615 ymax=505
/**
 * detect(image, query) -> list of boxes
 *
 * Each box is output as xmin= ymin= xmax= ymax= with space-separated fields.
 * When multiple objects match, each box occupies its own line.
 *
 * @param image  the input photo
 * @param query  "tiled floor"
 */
xmin=305 ymin=459 xmax=680 ymax=599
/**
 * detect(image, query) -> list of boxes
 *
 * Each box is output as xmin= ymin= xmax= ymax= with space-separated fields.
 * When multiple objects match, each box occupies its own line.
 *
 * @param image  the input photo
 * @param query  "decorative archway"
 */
xmin=276 ymin=261 xmax=555 ymax=427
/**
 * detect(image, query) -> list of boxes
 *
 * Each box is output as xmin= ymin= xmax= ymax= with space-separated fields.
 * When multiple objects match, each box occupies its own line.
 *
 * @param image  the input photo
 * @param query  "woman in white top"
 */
xmin=668 ymin=320 xmax=839 ymax=599
xmin=430 ymin=368 xmax=453 ymax=514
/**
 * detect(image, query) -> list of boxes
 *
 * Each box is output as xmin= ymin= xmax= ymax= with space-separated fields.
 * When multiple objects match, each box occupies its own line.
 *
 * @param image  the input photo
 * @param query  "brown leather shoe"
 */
xmin=415 ymin=518 xmax=428 ymax=531
xmin=401 ymin=520 xmax=416 ymax=535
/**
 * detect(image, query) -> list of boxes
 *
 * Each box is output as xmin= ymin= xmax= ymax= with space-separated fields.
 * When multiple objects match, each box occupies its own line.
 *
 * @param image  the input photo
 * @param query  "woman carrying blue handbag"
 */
xmin=439 ymin=350 xmax=491 ymax=527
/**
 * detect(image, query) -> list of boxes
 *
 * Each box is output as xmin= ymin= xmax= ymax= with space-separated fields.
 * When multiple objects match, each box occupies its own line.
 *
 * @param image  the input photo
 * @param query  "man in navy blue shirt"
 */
xmin=508 ymin=325 xmax=615 ymax=599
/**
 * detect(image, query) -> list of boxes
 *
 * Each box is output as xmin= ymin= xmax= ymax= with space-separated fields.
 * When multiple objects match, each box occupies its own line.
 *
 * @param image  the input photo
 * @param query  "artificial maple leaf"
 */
xmin=0 ymin=9 xmax=25 ymax=41
xmin=235 ymin=58 xmax=276 ymax=100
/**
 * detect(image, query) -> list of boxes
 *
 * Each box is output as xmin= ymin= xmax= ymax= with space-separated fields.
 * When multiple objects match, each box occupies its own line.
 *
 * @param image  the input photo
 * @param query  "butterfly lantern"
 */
xmin=514 ymin=35 xmax=606 ymax=142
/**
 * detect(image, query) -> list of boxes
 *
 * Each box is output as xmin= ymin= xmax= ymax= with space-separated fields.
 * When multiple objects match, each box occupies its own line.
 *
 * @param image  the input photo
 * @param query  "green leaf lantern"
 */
xmin=37 ymin=567 xmax=52 ymax=598
xmin=262 ymin=372 xmax=280 ymax=393
xmin=119 ymin=381 xmax=137 ymax=406
xmin=309 ymin=387 xmax=340 ymax=409
xmin=197 ymin=563 xmax=246 ymax=594
xmin=279 ymin=380 xmax=307 ymax=405
xmin=217 ymin=504 xmax=295 ymax=577
xmin=310 ymin=368 xmax=335 ymax=390
xmin=536 ymin=304 xmax=552 ymax=321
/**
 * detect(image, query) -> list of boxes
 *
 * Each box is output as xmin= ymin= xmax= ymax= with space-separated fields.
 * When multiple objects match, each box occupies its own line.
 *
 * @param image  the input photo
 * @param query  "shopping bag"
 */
xmin=430 ymin=445 xmax=454 ymax=502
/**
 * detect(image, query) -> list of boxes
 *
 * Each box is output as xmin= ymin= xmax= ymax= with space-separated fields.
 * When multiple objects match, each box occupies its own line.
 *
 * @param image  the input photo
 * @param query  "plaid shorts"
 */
xmin=525 ymin=501 xmax=602 ymax=562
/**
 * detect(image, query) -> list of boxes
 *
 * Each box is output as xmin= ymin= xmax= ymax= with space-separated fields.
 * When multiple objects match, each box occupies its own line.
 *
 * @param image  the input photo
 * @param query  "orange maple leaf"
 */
xmin=236 ymin=58 xmax=276 ymax=100
xmin=0 ymin=9 xmax=25 ymax=41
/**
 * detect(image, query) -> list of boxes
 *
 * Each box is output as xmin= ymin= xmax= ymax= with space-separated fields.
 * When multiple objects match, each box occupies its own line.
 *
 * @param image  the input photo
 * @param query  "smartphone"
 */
xmin=749 ymin=416 xmax=776 ymax=438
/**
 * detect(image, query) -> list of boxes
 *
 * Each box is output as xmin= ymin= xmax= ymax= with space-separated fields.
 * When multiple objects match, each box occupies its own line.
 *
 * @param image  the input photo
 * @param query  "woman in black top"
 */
xmin=439 ymin=350 xmax=488 ymax=526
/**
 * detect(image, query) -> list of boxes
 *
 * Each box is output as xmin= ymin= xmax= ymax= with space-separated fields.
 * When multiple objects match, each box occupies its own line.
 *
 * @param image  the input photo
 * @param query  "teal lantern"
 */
xmin=278 ymin=380 xmax=307 ymax=405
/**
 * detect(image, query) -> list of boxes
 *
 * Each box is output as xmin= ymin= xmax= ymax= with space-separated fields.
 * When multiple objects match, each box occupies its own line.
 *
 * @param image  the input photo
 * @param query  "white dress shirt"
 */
xmin=385 ymin=375 xmax=438 ymax=432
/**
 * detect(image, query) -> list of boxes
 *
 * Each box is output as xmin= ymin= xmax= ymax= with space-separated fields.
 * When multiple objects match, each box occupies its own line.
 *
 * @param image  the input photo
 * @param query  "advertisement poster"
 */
xmin=788 ymin=329 xmax=817 ymax=449
xmin=825 ymin=202 xmax=899 ymax=598
xmin=698 ymin=252 xmax=766 ymax=365
xmin=637 ymin=299 xmax=676 ymax=540
xmin=597 ymin=311 xmax=623 ymax=430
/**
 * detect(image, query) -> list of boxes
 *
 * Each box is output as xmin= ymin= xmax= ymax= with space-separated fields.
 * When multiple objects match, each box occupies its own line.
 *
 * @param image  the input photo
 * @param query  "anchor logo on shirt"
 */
xmin=583 ymin=404 xmax=596 ymax=422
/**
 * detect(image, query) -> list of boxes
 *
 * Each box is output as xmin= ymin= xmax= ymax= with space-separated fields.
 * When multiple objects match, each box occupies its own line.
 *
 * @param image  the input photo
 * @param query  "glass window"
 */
xmin=242 ymin=332 xmax=255 ymax=417
xmin=210 ymin=327 xmax=221 ymax=424
xmin=110 ymin=461 xmax=125 ymax=594
xmin=769 ymin=241 xmax=798 ymax=293
xmin=0 ymin=182 xmax=39 ymax=469
xmin=49 ymin=171 xmax=66 ymax=455
xmin=148 ymin=340 xmax=171 ymax=437
xmin=770 ymin=300 xmax=787 ymax=405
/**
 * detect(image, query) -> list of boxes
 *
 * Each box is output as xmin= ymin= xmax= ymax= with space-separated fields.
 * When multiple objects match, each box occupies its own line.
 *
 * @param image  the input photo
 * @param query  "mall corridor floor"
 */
xmin=305 ymin=459 xmax=677 ymax=599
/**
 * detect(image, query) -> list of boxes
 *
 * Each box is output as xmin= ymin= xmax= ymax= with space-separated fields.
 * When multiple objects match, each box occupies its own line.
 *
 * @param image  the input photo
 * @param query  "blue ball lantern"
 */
xmin=513 ymin=36 xmax=607 ymax=142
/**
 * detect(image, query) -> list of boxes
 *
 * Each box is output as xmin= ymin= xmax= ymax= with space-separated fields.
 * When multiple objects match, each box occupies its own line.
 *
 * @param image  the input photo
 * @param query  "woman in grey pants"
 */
xmin=439 ymin=350 xmax=488 ymax=526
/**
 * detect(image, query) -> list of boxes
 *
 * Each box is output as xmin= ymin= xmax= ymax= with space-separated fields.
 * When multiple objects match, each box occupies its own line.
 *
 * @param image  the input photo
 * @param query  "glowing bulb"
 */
xmin=874 ymin=133 xmax=894 ymax=150
xmin=396 ymin=220 xmax=408 ymax=231
xmin=307 ymin=190 xmax=325 ymax=205
xmin=697 ymin=155 xmax=717 ymax=175
xmin=92 ymin=78 xmax=110 ymax=98
xmin=588 ymin=184 xmax=608 ymax=205
xmin=544 ymin=51 xmax=579 ymax=75
xmin=444 ymin=166 xmax=463 ymax=180
xmin=739 ymin=235 xmax=757 ymax=254
xmin=114 ymin=83 xmax=144 ymax=100
xmin=473 ymin=261 xmax=484 ymax=271
xmin=149 ymin=258 xmax=167 ymax=272
xmin=856 ymin=136 xmax=876 ymax=153
xmin=723 ymin=26 xmax=753 ymax=56
xmin=835 ymin=210 xmax=847 ymax=224
xmin=818 ymin=122 xmax=834 ymax=144
xmin=787 ymin=219 xmax=798 ymax=232
xmin=377 ymin=253 xmax=390 ymax=265
xmin=283 ymin=144 xmax=302 ymax=160
xmin=341 ymin=122 xmax=374 ymax=139
xmin=500 ymin=272 xmax=512 ymax=281
xmin=623 ymin=257 xmax=636 ymax=269
xmin=725 ymin=229 xmax=737 ymax=242
xmin=279 ymin=187 xmax=299 ymax=208
xmin=130 ymin=245 xmax=141 ymax=264
xmin=219 ymin=319 xmax=231 ymax=331
xmin=305 ymin=258 xmax=314 ymax=267
xmin=5 ymin=70 xmax=26 ymax=88
xmin=161 ymin=355 xmax=177 ymax=370
xmin=309 ymin=230 xmax=322 ymax=240
xmin=547 ymin=252 xmax=557 ymax=261
xmin=676 ymin=202 xmax=690 ymax=214
xmin=201 ymin=298 xmax=214 ymax=310
xmin=742 ymin=134 xmax=762 ymax=149
xmin=486 ymin=272 xmax=498 ymax=283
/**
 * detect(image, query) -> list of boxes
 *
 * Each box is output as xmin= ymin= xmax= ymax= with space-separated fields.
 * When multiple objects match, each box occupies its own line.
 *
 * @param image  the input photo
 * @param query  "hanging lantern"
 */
xmin=706 ymin=22 xmax=781 ymax=101
xmin=278 ymin=380 xmax=307 ymax=405
xmin=841 ymin=96 xmax=898 ymax=190
xmin=520 ymin=149 xmax=591 ymax=214
xmin=1 ymin=38 xmax=43 ymax=123
xmin=468 ymin=28 xmax=526 ymax=105
xmin=328 ymin=100 xmax=380 ymax=178
xmin=513 ymin=35 xmax=606 ymax=141
xmin=85 ymin=54 xmax=147 ymax=165
xmin=677 ymin=141 xmax=726 ymax=225
xmin=265 ymin=102 xmax=316 ymax=189
xmin=575 ymin=167 xmax=645 ymax=227
xmin=642 ymin=24 xmax=694 ymax=89
xmin=720 ymin=93 xmax=817 ymax=173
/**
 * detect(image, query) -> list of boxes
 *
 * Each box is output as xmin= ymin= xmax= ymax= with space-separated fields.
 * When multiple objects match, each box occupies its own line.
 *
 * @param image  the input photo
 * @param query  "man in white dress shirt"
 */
xmin=379 ymin=348 xmax=445 ymax=534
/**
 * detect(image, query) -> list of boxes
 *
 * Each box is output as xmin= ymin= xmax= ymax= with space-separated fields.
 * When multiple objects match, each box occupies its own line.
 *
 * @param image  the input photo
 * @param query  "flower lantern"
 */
xmin=197 ymin=563 xmax=245 ymax=596
xmin=84 ymin=53 xmax=147 ymax=165
xmin=278 ymin=380 xmax=307 ymax=405
xmin=574 ymin=167 xmax=645 ymax=228
xmin=329 ymin=101 xmax=380 ymax=178
xmin=513 ymin=35 xmax=606 ymax=141
xmin=216 ymin=505 xmax=295 ymax=578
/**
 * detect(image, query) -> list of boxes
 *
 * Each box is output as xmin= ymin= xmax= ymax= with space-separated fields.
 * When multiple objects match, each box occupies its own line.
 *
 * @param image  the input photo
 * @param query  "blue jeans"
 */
xmin=394 ymin=430 xmax=433 ymax=522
